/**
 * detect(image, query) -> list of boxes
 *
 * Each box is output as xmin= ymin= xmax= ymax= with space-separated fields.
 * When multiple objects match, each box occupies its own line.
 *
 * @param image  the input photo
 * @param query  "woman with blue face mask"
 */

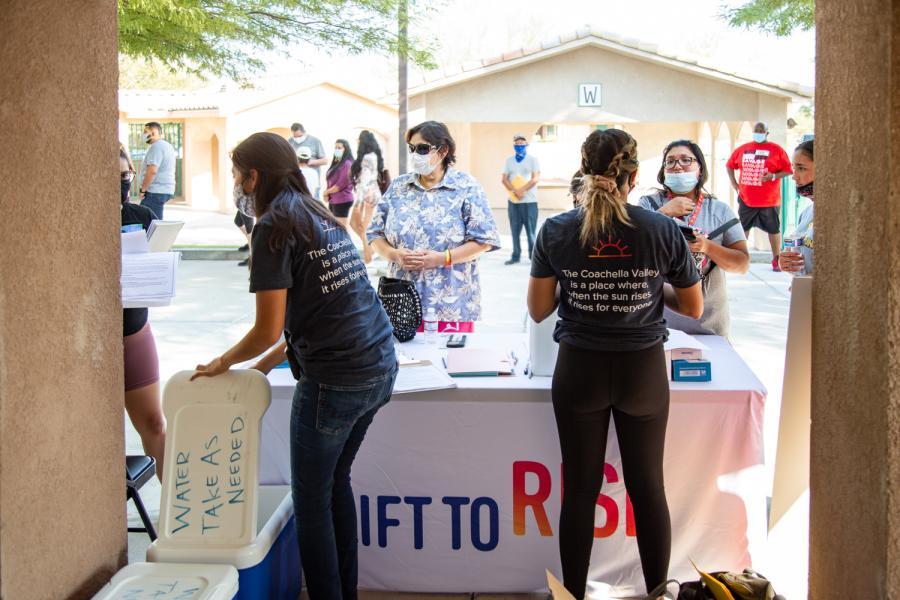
xmin=638 ymin=140 xmax=750 ymax=338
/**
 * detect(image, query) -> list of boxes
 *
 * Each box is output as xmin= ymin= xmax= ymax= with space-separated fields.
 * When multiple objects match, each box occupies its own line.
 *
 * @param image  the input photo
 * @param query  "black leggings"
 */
xmin=552 ymin=341 xmax=671 ymax=599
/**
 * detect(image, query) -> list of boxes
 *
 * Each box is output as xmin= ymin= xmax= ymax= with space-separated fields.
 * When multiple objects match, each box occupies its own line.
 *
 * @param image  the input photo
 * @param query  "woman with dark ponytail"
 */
xmin=527 ymin=128 xmax=703 ymax=598
xmin=192 ymin=132 xmax=397 ymax=600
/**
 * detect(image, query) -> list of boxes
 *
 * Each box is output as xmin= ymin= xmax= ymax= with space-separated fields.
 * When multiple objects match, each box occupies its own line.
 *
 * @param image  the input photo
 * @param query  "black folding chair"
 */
xmin=126 ymin=455 xmax=157 ymax=541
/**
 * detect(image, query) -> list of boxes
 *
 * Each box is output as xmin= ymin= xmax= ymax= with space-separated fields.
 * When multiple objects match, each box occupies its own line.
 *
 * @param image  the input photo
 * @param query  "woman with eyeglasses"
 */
xmin=638 ymin=140 xmax=749 ymax=338
xmin=368 ymin=121 xmax=501 ymax=332
xmin=323 ymin=138 xmax=354 ymax=227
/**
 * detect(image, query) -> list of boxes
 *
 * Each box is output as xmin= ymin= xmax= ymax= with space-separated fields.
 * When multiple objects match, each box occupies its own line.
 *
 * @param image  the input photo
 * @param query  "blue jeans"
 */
xmin=508 ymin=201 xmax=538 ymax=261
xmin=290 ymin=366 xmax=397 ymax=600
xmin=141 ymin=192 xmax=172 ymax=220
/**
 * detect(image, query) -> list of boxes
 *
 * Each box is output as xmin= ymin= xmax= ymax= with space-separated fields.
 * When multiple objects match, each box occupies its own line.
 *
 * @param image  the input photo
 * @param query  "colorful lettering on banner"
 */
xmin=357 ymin=460 xmax=635 ymax=552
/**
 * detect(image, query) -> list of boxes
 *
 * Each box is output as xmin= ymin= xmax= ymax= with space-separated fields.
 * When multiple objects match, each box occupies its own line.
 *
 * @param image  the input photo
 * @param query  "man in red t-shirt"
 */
xmin=726 ymin=122 xmax=793 ymax=271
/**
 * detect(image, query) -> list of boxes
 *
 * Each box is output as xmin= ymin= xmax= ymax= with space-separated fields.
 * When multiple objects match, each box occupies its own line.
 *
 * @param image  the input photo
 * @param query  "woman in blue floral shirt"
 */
xmin=368 ymin=121 xmax=501 ymax=331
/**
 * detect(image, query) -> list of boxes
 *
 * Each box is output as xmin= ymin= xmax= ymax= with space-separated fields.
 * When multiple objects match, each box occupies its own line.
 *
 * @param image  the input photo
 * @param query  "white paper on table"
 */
xmin=395 ymin=348 xmax=421 ymax=366
xmin=147 ymin=220 xmax=184 ymax=252
xmin=121 ymin=230 xmax=150 ymax=254
xmin=665 ymin=328 xmax=709 ymax=351
xmin=393 ymin=361 xmax=457 ymax=394
xmin=121 ymin=251 xmax=179 ymax=306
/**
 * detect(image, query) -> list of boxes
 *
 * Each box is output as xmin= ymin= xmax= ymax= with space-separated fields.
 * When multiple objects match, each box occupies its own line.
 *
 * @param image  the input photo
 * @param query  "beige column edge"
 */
xmin=811 ymin=1 xmax=900 ymax=598
xmin=0 ymin=1 xmax=126 ymax=598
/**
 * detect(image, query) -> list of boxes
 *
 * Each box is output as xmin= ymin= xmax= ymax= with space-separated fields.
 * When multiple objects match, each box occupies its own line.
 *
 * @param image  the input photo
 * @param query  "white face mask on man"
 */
xmin=410 ymin=151 xmax=439 ymax=176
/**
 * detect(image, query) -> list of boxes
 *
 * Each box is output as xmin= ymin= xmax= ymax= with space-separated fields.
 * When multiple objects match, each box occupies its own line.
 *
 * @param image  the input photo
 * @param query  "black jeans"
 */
xmin=507 ymin=200 xmax=538 ymax=260
xmin=552 ymin=341 xmax=671 ymax=599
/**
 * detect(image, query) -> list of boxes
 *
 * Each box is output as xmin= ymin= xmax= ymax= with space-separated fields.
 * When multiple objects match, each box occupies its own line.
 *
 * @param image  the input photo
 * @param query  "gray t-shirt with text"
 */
xmin=639 ymin=190 xmax=746 ymax=338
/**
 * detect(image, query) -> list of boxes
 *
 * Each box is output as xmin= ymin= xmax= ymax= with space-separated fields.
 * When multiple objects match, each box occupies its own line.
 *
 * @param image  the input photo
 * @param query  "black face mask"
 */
xmin=796 ymin=181 xmax=814 ymax=198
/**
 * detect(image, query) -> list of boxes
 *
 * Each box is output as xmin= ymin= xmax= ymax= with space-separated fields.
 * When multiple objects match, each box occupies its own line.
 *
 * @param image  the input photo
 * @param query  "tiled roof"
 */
xmin=409 ymin=26 xmax=813 ymax=99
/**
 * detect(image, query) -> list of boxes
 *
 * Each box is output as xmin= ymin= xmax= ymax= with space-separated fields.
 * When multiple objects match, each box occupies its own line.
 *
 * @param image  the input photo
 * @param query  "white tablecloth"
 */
xmin=261 ymin=334 xmax=767 ymax=597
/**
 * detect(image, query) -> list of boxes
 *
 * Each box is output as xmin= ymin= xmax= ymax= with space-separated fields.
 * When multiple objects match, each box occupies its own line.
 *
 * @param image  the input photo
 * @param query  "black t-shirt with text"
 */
xmin=122 ymin=202 xmax=157 ymax=336
xmin=531 ymin=205 xmax=700 ymax=351
xmin=249 ymin=195 xmax=395 ymax=384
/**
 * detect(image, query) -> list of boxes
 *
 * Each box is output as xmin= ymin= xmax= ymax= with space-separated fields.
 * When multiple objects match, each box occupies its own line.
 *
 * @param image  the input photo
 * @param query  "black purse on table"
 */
xmin=377 ymin=276 xmax=422 ymax=342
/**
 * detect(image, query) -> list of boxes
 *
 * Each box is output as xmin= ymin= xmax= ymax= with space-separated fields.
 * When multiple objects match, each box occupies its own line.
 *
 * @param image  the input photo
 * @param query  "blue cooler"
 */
xmin=148 ymin=486 xmax=300 ymax=599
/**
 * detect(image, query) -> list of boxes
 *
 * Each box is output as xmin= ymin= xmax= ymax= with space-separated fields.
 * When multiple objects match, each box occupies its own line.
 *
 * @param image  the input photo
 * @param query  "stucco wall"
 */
xmin=811 ymin=0 xmax=900 ymax=598
xmin=0 ymin=1 xmax=125 ymax=598
xmin=416 ymin=44 xmax=791 ymax=125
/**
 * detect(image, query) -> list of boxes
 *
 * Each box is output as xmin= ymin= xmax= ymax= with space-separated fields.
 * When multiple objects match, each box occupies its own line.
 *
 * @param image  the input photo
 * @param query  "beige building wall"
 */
xmin=412 ymin=43 xmax=794 ymax=214
xmin=230 ymin=84 xmax=400 ymax=189
xmin=810 ymin=0 xmax=900 ymax=597
xmin=414 ymin=44 xmax=791 ymax=126
xmin=182 ymin=116 xmax=227 ymax=212
xmin=1 ymin=0 xmax=125 ymax=598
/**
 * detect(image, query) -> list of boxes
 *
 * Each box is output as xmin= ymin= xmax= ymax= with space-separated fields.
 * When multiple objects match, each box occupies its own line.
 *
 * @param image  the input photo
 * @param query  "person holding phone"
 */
xmin=779 ymin=140 xmax=815 ymax=276
xmin=528 ymin=129 xmax=703 ymax=599
xmin=639 ymin=140 xmax=749 ymax=338
xmin=192 ymin=132 xmax=396 ymax=600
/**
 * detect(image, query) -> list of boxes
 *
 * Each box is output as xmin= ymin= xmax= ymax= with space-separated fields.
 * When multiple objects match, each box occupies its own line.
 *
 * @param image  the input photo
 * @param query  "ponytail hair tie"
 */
xmin=590 ymin=174 xmax=618 ymax=193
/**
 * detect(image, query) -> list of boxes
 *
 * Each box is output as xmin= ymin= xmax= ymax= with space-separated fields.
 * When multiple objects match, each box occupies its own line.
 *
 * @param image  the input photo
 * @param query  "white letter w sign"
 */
xmin=578 ymin=83 xmax=602 ymax=107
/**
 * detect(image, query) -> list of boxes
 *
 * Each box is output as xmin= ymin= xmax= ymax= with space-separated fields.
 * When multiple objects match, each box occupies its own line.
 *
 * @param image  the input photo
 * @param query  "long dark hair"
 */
xmin=231 ymin=132 xmax=341 ymax=250
xmin=579 ymin=128 xmax=639 ymax=245
xmin=656 ymin=139 xmax=709 ymax=195
xmin=351 ymin=130 xmax=384 ymax=183
xmin=796 ymin=139 xmax=814 ymax=160
xmin=406 ymin=121 xmax=456 ymax=170
xmin=327 ymin=139 xmax=353 ymax=179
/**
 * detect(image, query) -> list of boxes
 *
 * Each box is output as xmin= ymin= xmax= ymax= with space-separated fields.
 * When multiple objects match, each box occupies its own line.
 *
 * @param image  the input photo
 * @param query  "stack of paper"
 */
xmin=121 ymin=229 xmax=180 ymax=308
xmin=393 ymin=361 xmax=457 ymax=394
xmin=122 ymin=252 xmax=179 ymax=308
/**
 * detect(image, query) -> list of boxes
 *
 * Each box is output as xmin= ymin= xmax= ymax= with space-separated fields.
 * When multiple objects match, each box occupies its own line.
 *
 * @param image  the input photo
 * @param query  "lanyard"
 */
xmin=668 ymin=191 xmax=704 ymax=228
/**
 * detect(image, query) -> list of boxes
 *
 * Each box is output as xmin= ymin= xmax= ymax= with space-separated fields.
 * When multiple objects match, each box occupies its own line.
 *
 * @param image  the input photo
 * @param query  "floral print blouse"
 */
xmin=367 ymin=168 xmax=501 ymax=322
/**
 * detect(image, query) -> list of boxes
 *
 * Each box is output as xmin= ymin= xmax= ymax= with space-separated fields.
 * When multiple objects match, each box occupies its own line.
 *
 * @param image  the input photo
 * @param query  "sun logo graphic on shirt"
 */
xmin=588 ymin=237 xmax=632 ymax=258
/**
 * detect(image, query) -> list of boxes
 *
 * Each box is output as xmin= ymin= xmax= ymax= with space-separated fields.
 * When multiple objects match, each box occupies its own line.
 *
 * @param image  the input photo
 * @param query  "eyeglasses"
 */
xmin=408 ymin=143 xmax=437 ymax=155
xmin=664 ymin=156 xmax=699 ymax=169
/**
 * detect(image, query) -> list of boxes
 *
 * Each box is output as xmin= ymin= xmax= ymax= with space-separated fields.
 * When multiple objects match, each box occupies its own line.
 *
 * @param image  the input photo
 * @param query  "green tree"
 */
xmin=723 ymin=0 xmax=814 ymax=36
xmin=118 ymin=0 xmax=435 ymax=82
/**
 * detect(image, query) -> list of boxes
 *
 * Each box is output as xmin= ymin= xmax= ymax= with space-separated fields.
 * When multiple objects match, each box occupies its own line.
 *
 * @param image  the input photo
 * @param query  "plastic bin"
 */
xmin=92 ymin=562 xmax=238 ymax=599
xmin=147 ymin=371 xmax=300 ymax=599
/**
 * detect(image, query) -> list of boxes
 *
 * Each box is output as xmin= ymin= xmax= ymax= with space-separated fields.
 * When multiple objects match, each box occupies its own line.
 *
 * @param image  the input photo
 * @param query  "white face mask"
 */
xmin=333 ymin=148 xmax=344 ymax=159
xmin=143 ymin=133 xmax=152 ymax=144
xmin=410 ymin=151 xmax=438 ymax=176
xmin=233 ymin=182 xmax=256 ymax=218
xmin=294 ymin=134 xmax=308 ymax=143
